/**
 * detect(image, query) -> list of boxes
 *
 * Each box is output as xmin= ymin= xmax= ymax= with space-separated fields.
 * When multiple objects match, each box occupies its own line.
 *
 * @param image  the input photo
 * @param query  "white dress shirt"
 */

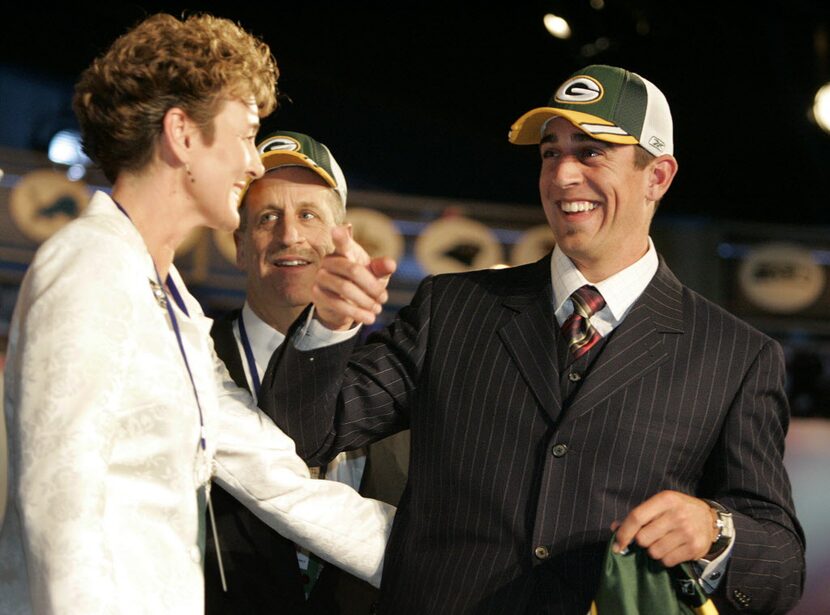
xmin=551 ymin=239 xmax=659 ymax=333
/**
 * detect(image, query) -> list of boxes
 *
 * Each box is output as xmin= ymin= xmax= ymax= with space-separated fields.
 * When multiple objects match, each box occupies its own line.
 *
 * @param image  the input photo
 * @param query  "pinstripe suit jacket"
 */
xmin=261 ymin=254 xmax=805 ymax=615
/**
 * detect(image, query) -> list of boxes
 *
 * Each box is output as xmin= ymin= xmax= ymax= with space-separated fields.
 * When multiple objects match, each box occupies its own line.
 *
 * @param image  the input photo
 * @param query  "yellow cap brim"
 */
xmin=260 ymin=150 xmax=338 ymax=188
xmin=508 ymin=107 xmax=639 ymax=146
xmin=237 ymin=150 xmax=338 ymax=207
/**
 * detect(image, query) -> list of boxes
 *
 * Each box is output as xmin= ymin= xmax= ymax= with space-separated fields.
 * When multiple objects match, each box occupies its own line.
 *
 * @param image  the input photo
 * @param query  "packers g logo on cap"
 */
xmin=258 ymin=135 xmax=302 ymax=155
xmin=554 ymin=75 xmax=604 ymax=104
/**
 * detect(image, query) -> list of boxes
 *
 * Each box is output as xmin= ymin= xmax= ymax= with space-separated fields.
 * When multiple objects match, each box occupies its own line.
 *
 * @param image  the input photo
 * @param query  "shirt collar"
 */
xmin=551 ymin=238 xmax=659 ymax=326
xmin=240 ymin=302 xmax=285 ymax=378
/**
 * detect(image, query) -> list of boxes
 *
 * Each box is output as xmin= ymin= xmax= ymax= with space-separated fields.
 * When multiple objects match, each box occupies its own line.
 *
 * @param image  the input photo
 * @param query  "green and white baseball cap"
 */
xmin=254 ymin=131 xmax=348 ymax=208
xmin=508 ymin=65 xmax=673 ymax=156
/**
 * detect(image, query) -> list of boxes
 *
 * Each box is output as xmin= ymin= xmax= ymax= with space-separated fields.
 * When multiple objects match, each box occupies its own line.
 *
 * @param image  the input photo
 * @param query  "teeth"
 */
xmin=559 ymin=201 xmax=598 ymax=213
xmin=275 ymin=260 xmax=309 ymax=267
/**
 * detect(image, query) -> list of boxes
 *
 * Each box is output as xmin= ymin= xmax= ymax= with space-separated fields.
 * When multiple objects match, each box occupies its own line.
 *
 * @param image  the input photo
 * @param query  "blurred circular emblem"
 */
xmin=738 ymin=243 xmax=825 ymax=313
xmin=10 ymin=170 xmax=89 ymax=243
xmin=415 ymin=216 xmax=503 ymax=275
xmin=512 ymin=225 xmax=556 ymax=266
xmin=345 ymin=207 xmax=404 ymax=261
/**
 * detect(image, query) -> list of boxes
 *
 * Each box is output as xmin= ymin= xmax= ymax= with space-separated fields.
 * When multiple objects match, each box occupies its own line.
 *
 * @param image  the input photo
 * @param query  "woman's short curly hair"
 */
xmin=73 ymin=13 xmax=278 ymax=183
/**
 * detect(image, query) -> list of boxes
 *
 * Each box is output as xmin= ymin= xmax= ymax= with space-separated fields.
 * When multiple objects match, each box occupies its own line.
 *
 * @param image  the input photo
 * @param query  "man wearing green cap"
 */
xmin=205 ymin=132 xmax=407 ymax=614
xmin=261 ymin=67 xmax=805 ymax=614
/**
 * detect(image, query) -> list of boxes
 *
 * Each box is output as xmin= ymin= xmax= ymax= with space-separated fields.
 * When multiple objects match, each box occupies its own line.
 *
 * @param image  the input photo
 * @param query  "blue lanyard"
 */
xmin=113 ymin=200 xmax=206 ymax=451
xmin=113 ymin=200 xmax=229 ymax=591
xmin=237 ymin=313 xmax=262 ymax=397
xmin=160 ymin=274 xmax=207 ymax=451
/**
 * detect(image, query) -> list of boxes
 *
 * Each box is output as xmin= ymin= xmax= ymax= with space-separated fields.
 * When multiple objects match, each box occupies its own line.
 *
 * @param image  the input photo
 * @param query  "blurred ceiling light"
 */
xmin=814 ymin=82 xmax=830 ymax=134
xmin=543 ymin=13 xmax=572 ymax=40
xmin=580 ymin=36 xmax=612 ymax=58
xmin=48 ymin=129 xmax=91 ymax=169
xmin=590 ymin=0 xmax=605 ymax=9
xmin=67 ymin=164 xmax=87 ymax=181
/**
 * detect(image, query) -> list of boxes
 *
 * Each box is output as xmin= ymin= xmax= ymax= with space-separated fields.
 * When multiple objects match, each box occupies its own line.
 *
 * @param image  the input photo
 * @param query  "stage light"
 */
xmin=543 ymin=14 xmax=571 ymax=40
xmin=48 ymin=129 xmax=91 ymax=177
xmin=813 ymin=82 xmax=830 ymax=134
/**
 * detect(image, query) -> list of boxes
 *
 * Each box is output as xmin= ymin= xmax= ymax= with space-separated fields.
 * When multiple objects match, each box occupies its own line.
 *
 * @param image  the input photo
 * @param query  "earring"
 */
xmin=185 ymin=163 xmax=195 ymax=183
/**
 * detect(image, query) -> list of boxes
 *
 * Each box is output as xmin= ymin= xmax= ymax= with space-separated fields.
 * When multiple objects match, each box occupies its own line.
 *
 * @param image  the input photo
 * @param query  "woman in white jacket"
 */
xmin=0 ymin=13 xmax=393 ymax=615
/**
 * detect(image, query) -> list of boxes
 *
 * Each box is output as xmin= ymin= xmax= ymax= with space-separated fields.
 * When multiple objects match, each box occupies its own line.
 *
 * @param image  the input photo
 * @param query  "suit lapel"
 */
xmin=497 ymin=256 xmax=563 ymax=423
xmin=562 ymin=259 xmax=685 ymax=422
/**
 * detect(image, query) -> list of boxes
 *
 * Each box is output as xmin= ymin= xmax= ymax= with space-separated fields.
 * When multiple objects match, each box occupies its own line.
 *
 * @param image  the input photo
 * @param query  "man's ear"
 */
xmin=646 ymin=154 xmax=678 ymax=202
xmin=159 ymin=107 xmax=197 ymax=165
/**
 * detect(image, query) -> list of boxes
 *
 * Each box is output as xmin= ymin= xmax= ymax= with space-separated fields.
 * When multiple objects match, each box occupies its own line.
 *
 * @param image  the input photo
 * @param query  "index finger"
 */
xmin=331 ymin=225 xmax=352 ymax=257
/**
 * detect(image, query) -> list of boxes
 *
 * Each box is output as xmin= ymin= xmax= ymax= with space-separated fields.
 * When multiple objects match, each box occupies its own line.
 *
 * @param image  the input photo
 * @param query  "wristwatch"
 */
xmin=703 ymin=499 xmax=734 ymax=559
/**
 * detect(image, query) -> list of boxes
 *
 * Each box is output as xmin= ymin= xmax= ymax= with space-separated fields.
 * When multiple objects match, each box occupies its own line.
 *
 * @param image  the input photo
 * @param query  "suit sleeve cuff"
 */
xmin=294 ymin=306 xmax=361 ymax=350
xmin=695 ymin=531 xmax=736 ymax=593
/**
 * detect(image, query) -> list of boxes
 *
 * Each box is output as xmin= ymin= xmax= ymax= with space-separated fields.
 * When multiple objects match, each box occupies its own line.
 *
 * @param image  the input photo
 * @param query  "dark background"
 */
xmin=1 ymin=1 xmax=829 ymax=223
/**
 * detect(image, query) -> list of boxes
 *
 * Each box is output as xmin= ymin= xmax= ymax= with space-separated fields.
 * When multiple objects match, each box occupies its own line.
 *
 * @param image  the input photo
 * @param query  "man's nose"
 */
xmin=550 ymin=156 xmax=583 ymax=188
xmin=278 ymin=216 xmax=302 ymax=245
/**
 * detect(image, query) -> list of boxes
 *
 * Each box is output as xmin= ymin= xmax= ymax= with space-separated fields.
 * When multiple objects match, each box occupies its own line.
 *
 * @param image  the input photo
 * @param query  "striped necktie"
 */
xmin=562 ymin=285 xmax=606 ymax=361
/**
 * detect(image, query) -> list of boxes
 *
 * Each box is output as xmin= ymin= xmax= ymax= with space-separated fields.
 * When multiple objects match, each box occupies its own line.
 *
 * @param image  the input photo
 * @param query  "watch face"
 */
xmin=714 ymin=509 xmax=735 ymax=541
xmin=10 ymin=170 xmax=90 ymax=243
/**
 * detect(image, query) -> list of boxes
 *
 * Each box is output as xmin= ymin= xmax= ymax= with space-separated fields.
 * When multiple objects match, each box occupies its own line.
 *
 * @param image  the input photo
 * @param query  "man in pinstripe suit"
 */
xmin=260 ymin=65 xmax=805 ymax=614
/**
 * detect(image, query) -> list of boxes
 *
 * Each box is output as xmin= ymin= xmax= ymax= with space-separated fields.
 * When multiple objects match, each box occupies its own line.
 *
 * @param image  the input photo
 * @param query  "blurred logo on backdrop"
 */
xmin=738 ymin=243 xmax=826 ymax=314
xmin=10 ymin=170 xmax=89 ymax=243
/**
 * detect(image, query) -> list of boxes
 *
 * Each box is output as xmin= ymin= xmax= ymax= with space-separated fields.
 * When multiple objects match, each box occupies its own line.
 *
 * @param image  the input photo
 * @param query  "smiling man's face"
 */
xmin=538 ymin=117 xmax=659 ymax=281
xmin=235 ymin=166 xmax=341 ymax=331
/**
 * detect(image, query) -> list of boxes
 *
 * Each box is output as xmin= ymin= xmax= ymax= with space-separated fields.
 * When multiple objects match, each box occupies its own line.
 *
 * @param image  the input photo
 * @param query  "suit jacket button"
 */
xmin=534 ymin=546 xmax=550 ymax=560
xmin=551 ymin=443 xmax=568 ymax=457
xmin=568 ymin=371 xmax=581 ymax=382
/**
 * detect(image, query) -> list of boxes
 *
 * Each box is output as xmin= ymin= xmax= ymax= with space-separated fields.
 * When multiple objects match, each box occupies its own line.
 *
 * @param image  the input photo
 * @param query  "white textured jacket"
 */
xmin=0 ymin=192 xmax=394 ymax=614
